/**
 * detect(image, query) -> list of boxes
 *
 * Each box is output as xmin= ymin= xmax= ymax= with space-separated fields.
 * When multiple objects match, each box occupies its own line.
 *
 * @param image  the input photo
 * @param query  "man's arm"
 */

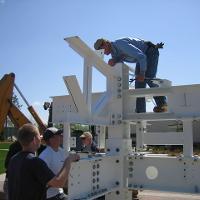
xmin=47 ymin=153 xmax=80 ymax=188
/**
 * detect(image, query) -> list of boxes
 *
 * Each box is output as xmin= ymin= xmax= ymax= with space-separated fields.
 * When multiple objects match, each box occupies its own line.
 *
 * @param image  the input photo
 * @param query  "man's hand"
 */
xmin=136 ymin=74 xmax=145 ymax=82
xmin=108 ymin=59 xmax=116 ymax=66
xmin=67 ymin=153 xmax=80 ymax=163
xmin=156 ymin=42 xmax=164 ymax=49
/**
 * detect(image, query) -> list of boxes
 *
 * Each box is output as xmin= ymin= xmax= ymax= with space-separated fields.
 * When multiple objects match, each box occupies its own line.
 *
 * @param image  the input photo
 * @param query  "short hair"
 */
xmin=17 ymin=123 xmax=39 ymax=146
xmin=94 ymin=38 xmax=109 ymax=50
xmin=80 ymin=131 xmax=93 ymax=139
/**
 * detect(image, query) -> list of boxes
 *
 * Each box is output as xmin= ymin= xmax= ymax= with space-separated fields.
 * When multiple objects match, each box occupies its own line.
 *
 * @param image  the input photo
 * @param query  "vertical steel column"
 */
xmin=63 ymin=122 xmax=71 ymax=152
xmin=136 ymin=121 xmax=146 ymax=150
xmin=123 ymin=121 xmax=131 ymax=139
xmin=183 ymin=119 xmax=193 ymax=157
xmin=96 ymin=125 xmax=106 ymax=149
xmin=105 ymin=63 xmax=132 ymax=200
xmin=83 ymin=58 xmax=92 ymax=113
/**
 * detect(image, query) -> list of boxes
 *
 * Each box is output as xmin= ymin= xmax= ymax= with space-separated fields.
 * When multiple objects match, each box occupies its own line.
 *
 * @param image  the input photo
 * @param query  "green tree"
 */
xmin=12 ymin=93 xmax=22 ymax=109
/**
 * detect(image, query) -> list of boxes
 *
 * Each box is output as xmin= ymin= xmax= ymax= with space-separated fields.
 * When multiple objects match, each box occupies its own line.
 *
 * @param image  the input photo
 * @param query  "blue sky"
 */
xmin=0 ymin=0 xmax=200 ymax=123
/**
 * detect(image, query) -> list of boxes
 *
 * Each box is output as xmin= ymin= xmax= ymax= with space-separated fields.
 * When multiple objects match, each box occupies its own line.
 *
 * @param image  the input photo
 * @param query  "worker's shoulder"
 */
xmin=28 ymin=154 xmax=50 ymax=169
xmin=9 ymin=151 xmax=37 ymax=168
xmin=9 ymin=141 xmax=21 ymax=150
xmin=39 ymin=146 xmax=52 ymax=158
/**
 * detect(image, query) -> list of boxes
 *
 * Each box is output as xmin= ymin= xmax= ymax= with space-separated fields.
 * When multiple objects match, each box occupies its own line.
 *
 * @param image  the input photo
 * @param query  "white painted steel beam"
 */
xmin=52 ymin=93 xmax=111 ymax=125
xmin=127 ymin=154 xmax=200 ymax=193
xmin=83 ymin=58 xmax=92 ymax=112
xmin=53 ymin=84 xmax=200 ymax=123
xmin=63 ymin=75 xmax=89 ymax=115
xmin=125 ymin=84 xmax=200 ymax=120
xmin=68 ymin=154 xmax=200 ymax=200
xmin=136 ymin=121 xmax=146 ymax=150
xmin=183 ymin=120 xmax=193 ymax=157
xmin=64 ymin=36 xmax=115 ymax=77
xmin=143 ymin=132 xmax=184 ymax=145
xmin=63 ymin=123 xmax=70 ymax=152
xmin=95 ymin=126 xmax=106 ymax=149
xmin=126 ymin=87 xmax=172 ymax=97
xmin=124 ymin=112 xmax=177 ymax=121
xmin=91 ymin=92 xmax=111 ymax=115
xmin=68 ymin=156 xmax=122 ymax=200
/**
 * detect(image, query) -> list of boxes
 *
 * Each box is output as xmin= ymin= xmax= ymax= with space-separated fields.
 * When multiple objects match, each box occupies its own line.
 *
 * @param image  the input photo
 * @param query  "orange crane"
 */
xmin=0 ymin=73 xmax=47 ymax=135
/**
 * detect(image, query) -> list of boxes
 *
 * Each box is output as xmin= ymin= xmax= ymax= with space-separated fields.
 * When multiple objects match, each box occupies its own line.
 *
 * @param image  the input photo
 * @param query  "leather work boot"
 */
xmin=132 ymin=190 xmax=139 ymax=200
xmin=153 ymin=104 xmax=168 ymax=113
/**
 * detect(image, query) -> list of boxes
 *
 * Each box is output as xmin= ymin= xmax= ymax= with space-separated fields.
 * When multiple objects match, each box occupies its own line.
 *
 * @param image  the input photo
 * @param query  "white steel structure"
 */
xmin=52 ymin=36 xmax=200 ymax=200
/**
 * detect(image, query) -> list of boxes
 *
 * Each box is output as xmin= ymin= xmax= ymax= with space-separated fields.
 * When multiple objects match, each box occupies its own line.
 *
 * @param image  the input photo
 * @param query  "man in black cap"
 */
xmin=39 ymin=127 xmax=68 ymax=200
xmin=8 ymin=123 xmax=79 ymax=200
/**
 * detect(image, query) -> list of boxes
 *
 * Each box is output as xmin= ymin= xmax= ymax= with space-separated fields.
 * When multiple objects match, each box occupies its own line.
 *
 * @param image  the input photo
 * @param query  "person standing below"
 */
xmin=4 ymin=130 xmax=46 ymax=199
xmin=80 ymin=131 xmax=100 ymax=153
xmin=39 ymin=127 xmax=68 ymax=200
xmin=94 ymin=37 xmax=167 ymax=113
xmin=3 ymin=140 xmax=22 ymax=200
xmin=8 ymin=123 xmax=79 ymax=200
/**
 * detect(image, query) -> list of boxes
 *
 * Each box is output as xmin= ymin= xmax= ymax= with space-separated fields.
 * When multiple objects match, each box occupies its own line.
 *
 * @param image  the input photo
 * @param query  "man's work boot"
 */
xmin=132 ymin=190 xmax=139 ymax=200
xmin=153 ymin=104 xmax=168 ymax=113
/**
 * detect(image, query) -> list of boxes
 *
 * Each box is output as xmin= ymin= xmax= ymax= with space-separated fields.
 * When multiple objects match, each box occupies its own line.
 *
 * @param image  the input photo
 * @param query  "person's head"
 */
xmin=94 ymin=38 xmax=112 ymax=55
xmin=17 ymin=123 xmax=41 ymax=151
xmin=80 ymin=131 xmax=93 ymax=146
xmin=43 ymin=127 xmax=63 ymax=151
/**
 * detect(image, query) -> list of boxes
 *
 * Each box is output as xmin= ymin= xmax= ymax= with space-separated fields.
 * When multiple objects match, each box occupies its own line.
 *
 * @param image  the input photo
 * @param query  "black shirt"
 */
xmin=8 ymin=151 xmax=55 ymax=200
xmin=4 ymin=141 xmax=22 ymax=178
xmin=5 ymin=141 xmax=47 ymax=178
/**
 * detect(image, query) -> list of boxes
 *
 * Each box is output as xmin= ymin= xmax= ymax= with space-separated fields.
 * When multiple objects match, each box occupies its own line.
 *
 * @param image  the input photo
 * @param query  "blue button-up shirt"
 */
xmin=111 ymin=37 xmax=148 ymax=75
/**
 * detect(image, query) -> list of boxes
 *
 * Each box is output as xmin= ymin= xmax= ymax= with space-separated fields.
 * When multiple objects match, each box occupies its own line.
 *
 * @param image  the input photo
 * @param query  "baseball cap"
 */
xmin=43 ymin=127 xmax=63 ymax=141
xmin=94 ymin=38 xmax=107 ymax=50
xmin=80 ymin=131 xmax=92 ymax=139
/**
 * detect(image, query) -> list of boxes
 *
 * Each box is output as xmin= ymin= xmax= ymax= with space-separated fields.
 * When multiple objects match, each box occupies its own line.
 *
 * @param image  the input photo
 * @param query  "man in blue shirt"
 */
xmin=94 ymin=37 xmax=167 ymax=113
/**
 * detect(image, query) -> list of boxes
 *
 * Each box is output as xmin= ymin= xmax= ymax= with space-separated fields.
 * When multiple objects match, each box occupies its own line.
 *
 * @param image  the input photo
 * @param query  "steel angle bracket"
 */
xmin=63 ymin=75 xmax=89 ymax=115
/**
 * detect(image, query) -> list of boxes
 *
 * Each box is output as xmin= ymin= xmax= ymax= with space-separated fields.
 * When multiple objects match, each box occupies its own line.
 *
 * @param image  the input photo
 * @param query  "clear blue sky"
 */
xmin=0 ymin=0 xmax=200 ymax=123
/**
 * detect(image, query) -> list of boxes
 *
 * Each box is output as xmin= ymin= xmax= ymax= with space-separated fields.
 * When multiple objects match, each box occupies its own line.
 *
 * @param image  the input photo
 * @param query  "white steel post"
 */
xmin=63 ymin=123 xmax=71 ymax=152
xmin=136 ymin=121 xmax=146 ymax=150
xmin=106 ymin=123 xmax=132 ymax=200
xmin=83 ymin=58 xmax=92 ymax=112
xmin=105 ymin=63 xmax=132 ymax=200
xmin=123 ymin=121 xmax=130 ymax=139
xmin=96 ymin=125 xmax=106 ymax=149
xmin=183 ymin=119 xmax=193 ymax=157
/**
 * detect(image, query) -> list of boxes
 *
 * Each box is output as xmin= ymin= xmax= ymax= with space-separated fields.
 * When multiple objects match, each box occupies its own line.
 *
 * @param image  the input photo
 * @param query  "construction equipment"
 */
xmin=0 ymin=73 xmax=46 ymax=135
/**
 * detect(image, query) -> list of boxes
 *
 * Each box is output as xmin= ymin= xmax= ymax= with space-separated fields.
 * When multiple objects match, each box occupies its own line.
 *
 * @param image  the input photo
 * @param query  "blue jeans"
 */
xmin=135 ymin=47 xmax=167 ymax=113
